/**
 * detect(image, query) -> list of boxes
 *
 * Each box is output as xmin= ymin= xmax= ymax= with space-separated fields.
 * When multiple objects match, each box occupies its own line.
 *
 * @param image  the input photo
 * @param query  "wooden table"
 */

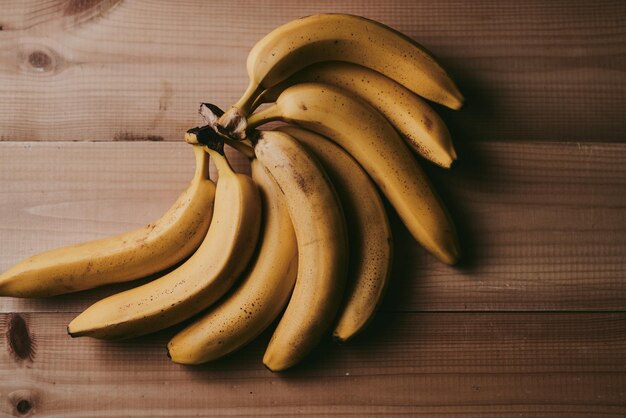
xmin=1 ymin=1 xmax=625 ymax=416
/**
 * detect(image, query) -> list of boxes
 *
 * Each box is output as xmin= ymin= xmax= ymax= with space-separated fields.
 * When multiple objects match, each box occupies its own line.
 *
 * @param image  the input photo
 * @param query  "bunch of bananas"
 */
xmin=0 ymin=14 xmax=463 ymax=371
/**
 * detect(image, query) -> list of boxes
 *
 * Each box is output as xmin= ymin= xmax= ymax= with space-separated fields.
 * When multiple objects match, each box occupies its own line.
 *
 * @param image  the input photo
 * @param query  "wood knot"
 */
xmin=28 ymin=51 xmax=52 ymax=71
xmin=64 ymin=0 xmax=121 ymax=17
xmin=17 ymin=399 xmax=32 ymax=415
xmin=5 ymin=313 xmax=36 ymax=363
xmin=18 ymin=44 xmax=62 ymax=75
xmin=8 ymin=389 xmax=39 ymax=416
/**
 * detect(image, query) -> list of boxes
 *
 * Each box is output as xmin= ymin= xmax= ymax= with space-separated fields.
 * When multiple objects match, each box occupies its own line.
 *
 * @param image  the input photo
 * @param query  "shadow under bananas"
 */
xmin=423 ymin=144 xmax=486 ymax=273
xmin=375 ymin=117 xmax=500 ymax=316
xmin=238 ymin=311 xmax=418 ymax=377
xmin=165 ymin=308 xmax=410 ymax=377
xmin=425 ymin=60 xmax=504 ymax=273
xmin=437 ymin=56 xmax=509 ymax=143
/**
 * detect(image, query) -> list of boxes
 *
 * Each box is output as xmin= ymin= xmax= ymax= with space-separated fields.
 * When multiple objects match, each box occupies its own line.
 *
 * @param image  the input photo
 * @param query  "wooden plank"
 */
xmin=0 ymin=0 xmax=625 ymax=142
xmin=0 ymin=140 xmax=624 ymax=313
xmin=1 ymin=312 xmax=625 ymax=416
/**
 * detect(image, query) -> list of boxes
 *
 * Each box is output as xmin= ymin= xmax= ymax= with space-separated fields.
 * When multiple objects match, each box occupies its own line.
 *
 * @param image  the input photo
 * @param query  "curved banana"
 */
xmin=277 ymin=126 xmax=392 ymax=341
xmin=247 ymin=83 xmax=460 ymax=265
xmin=220 ymin=13 xmax=463 ymax=130
xmin=67 ymin=144 xmax=261 ymax=339
xmin=0 ymin=145 xmax=215 ymax=298
xmin=254 ymin=61 xmax=457 ymax=168
xmin=255 ymin=130 xmax=348 ymax=372
xmin=167 ymin=158 xmax=297 ymax=364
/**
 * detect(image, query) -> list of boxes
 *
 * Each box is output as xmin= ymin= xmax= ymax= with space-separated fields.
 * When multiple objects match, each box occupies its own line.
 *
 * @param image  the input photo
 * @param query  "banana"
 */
xmin=220 ymin=13 xmax=463 ymax=132
xmin=247 ymin=83 xmax=460 ymax=265
xmin=167 ymin=158 xmax=297 ymax=364
xmin=276 ymin=126 xmax=392 ymax=341
xmin=0 ymin=145 xmax=215 ymax=298
xmin=254 ymin=130 xmax=348 ymax=372
xmin=67 ymin=142 xmax=261 ymax=339
xmin=254 ymin=61 xmax=457 ymax=168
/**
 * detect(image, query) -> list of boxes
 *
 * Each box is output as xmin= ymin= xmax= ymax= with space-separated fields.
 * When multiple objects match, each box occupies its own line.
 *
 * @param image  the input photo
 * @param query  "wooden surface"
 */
xmin=1 ymin=1 xmax=625 ymax=416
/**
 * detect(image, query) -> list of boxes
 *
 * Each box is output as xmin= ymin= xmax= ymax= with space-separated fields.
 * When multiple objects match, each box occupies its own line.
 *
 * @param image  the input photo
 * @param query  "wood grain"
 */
xmin=0 ymin=0 xmax=625 ymax=142
xmin=0 ymin=140 xmax=624 ymax=313
xmin=1 ymin=312 xmax=625 ymax=417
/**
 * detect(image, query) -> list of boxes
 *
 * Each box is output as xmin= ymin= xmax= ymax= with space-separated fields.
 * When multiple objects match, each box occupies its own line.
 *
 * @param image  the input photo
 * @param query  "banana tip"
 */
xmin=66 ymin=319 xmax=92 ymax=338
xmin=263 ymin=362 xmax=280 ymax=373
xmin=262 ymin=356 xmax=289 ymax=373
xmin=450 ymin=92 xmax=465 ymax=110
xmin=444 ymin=251 xmax=461 ymax=266
xmin=332 ymin=332 xmax=349 ymax=344
xmin=184 ymin=131 xmax=200 ymax=145
xmin=436 ymin=157 xmax=455 ymax=170
xmin=67 ymin=325 xmax=78 ymax=338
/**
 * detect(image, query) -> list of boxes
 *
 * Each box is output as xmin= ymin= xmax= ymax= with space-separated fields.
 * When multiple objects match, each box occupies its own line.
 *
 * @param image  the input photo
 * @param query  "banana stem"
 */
xmin=249 ymin=93 xmax=266 ymax=113
xmin=192 ymin=145 xmax=211 ymax=179
xmin=246 ymin=104 xmax=283 ymax=130
xmin=249 ymin=88 xmax=278 ymax=113
xmin=249 ymin=81 xmax=286 ymax=113
xmin=232 ymin=81 xmax=265 ymax=116
xmin=221 ymin=135 xmax=256 ymax=159
xmin=204 ymin=147 xmax=233 ymax=177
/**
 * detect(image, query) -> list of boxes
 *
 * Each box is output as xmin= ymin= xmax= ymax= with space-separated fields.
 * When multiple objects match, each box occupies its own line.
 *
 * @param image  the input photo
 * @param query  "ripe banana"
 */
xmin=220 ymin=13 xmax=463 ymax=132
xmin=67 ymin=143 xmax=261 ymax=339
xmin=0 ymin=145 xmax=215 ymax=298
xmin=247 ymin=82 xmax=460 ymax=265
xmin=254 ymin=130 xmax=348 ymax=372
xmin=276 ymin=126 xmax=392 ymax=341
xmin=254 ymin=61 xmax=457 ymax=168
xmin=167 ymin=158 xmax=297 ymax=364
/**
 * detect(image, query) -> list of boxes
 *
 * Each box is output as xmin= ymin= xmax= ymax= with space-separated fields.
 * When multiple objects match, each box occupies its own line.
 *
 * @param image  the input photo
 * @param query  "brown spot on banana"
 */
xmin=292 ymin=168 xmax=309 ymax=194
xmin=423 ymin=116 xmax=433 ymax=131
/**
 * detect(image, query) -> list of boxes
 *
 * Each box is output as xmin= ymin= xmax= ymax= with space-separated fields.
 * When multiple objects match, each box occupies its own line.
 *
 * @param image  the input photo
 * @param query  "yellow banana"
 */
xmin=255 ymin=130 xmax=348 ymax=372
xmin=255 ymin=61 xmax=457 ymax=168
xmin=220 ymin=13 xmax=463 ymax=132
xmin=277 ymin=126 xmax=392 ymax=341
xmin=247 ymin=83 xmax=460 ymax=265
xmin=167 ymin=158 xmax=297 ymax=364
xmin=0 ymin=145 xmax=215 ymax=298
xmin=67 ymin=142 xmax=261 ymax=339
